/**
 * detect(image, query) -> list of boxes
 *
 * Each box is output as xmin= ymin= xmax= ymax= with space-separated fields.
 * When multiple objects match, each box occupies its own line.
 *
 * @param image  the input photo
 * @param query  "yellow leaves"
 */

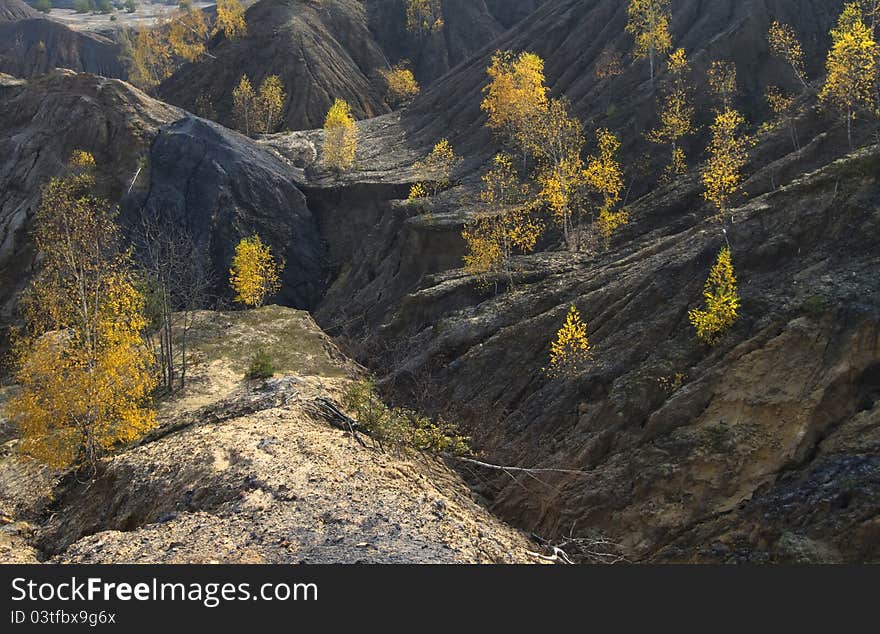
xmin=125 ymin=25 xmax=175 ymax=90
xmin=647 ymin=48 xmax=693 ymax=181
xmin=626 ymin=0 xmax=673 ymax=78
xmin=462 ymin=154 xmax=542 ymax=283
xmin=819 ymin=4 xmax=879 ymax=147
xmin=322 ymin=98 xmax=357 ymax=172
xmin=229 ymin=234 xmax=283 ymax=308
xmin=5 ymin=157 xmax=156 ymax=471
xmin=766 ymin=85 xmax=795 ymax=117
xmin=768 ymin=20 xmax=808 ymax=87
xmin=225 ymin=72 xmax=287 ymax=136
xmin=406 ymin=0 xmax=443 ymax=36
xmin=529 ymin=98 xmax=585 ymax=247
xmin=410 ymin=138 xmax=461 ymax=198
xmin=481 ymin=50 xmax=549 ymax=140
xmin=707 ymin=60 xmax=738 ymax=111
xmin=214 ymin=0 xmax=247 ymax=40
xmin=689 ymin=247 xmax=739 ymax=344
xmin=381 ymin=64 xmax=420 ymax=106
xmin=701 ymin=108 xmax=750 ymax=214
xmin=256 ymin=74 xmax=286 ymax=134
xmin=167 ymin=6 xmax=209 ymax=63
xmin=123 ymin=2 xmax=219 ymax=90
xmin=69 ymin=150 xmax=96 ymax=171
xmin=545 ymin=306 xmax=591 ymax=379
xmin=232 ymin=74 xmax=256 ymax=136
xmin=583 ymin=128 xmax=628 ymax=242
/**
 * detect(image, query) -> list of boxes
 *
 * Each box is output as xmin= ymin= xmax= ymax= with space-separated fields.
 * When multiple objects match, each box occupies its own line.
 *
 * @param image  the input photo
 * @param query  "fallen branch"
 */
xmin=442 ymin=455 xmax=593 ymax=477
xmin=310 ymin=397 xmax=368 ymax=447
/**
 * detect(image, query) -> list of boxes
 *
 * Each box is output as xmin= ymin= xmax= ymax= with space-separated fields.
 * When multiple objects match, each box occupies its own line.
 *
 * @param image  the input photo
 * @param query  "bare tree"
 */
xmin=132 ymin=213 xmax=214 ymax=392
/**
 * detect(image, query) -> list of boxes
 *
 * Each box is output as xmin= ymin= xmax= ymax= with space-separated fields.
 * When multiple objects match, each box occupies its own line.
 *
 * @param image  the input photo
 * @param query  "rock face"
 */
xmin=0 ymin=71 xmax=327 ymax=337
xmin=282 ymin=0 xmax=880 ymax=562
xmin=158 ymin=0 xmax=391 ymax=133
xmin=0 ymin=307 xmax=537 ymax=564
xmin=0 ymin=17 xmax=125 ymax=79
xmin=122 ymin=116 xmax=326 ymax=308
xmin=0 ymin=70 xmax=179 ymax=335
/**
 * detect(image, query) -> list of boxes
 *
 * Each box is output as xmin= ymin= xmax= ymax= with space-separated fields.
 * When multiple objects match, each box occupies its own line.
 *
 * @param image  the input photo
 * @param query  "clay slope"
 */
xmin=158 ymin=0 xmax=391 ymax=132
xmin=0 ymin=0 xmax=37 ymax=21
xmin=0 ymin=70 xmax=178 ymax=332
xmin=0 ymin=307 xmax=536 ymax=564
xmin=0 ymin=71 xmax=327 ymax=339
xmin=366 ymin=0 xmax=545 ymax=86
xmin=0 ymin=16 xmax=125 ymax=79
xmin=410 ymin=0 xmax=847 ymax=169
xmin=272 ymin=0 xmax=879 ymax=562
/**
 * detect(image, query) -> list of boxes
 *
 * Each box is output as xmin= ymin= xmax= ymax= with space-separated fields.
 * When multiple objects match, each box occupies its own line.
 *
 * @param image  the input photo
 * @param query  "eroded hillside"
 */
xmin=0 ymin=307 xmax=537 ymax=563
xmin=0 ymin=0 xmax=878 ymax=564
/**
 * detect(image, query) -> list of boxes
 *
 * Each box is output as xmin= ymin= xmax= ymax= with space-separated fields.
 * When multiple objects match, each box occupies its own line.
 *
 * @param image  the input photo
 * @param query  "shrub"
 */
xmin=343 ymin=378 xmax=470 ymax=456
xmin=245 ymin=348 xmax=274 ymax=380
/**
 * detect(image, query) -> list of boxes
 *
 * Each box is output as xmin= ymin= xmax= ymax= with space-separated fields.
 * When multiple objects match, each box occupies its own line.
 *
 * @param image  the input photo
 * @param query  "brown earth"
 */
xmin=0 ymin=307 xmax=538 ymax=564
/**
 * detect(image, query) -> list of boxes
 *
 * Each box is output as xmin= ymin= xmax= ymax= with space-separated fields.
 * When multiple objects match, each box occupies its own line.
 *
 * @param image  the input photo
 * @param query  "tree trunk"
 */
xmin=847 ymin=108 xmax=853 ymax=151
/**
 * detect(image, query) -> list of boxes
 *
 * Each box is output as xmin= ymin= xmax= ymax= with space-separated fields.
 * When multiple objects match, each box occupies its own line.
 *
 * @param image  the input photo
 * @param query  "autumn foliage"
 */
xmin=214 ymin=0 xmax=247 ymax=40
xmin=701 ymin=108 xmax=751 ymax=215
xmin=322 ymin=98 xmax=358 ymax=172
xmin=409 ymin=139 xmax=461 ymax=199
xmin=688 ymin=247 xmax=740 ymax=344
xmin=229 ymin=235 xmax=283 ymax=308
xmin=5 ymin=152 xmax=157 ymax=472
xmin=626 ymin=0 xmax=673 ymax=80
xmin=462 ymin=154 xmax=542 ymax=285
xmin=647 ymin=48 xmax=694 ymax=182
xmin=481 ymin=50 xmax=549 ymax=147
xmin=381 ymin=64 xmax=420 ymax=106
xmin=545 ymin=306 xmax=592 ymax=379
xmin=819 ymin=3 xmax=879 ymax=148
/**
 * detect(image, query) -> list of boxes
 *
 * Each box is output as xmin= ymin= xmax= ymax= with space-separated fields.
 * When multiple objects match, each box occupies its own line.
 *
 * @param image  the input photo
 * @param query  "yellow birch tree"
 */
xmin=229 ymin=235 xmax=283 ymax=308
xmin=819 ymin=4 xmax=879 ymax=149
xmin=768 ymin=20 xmax=809 ymax=88
xmin=257 ymin=75 xmax=286 ymax=134
xmin=701 ymin=108 xmax=750 ymax=216
xmin=646 ymin=48 xmax=694 ymax=182
xmin=545 ymin=306 xmax=592 ymax=379
xmin=462 ymin=154 xmax=542 ymax=286
xmin=5 ymin=152 xmax=157 ymax=472
xmin=688 ymin=247 xmax=740 ymax=344
xmin=213 ymin=0 xmax=247 ymax=39
xmin=323 ymin=98 xmax=357 ymax=172
xmin=626 ymin=0 xmax=673 ymax=81
xmin=232 ymin=74 xmax=257 ymax=136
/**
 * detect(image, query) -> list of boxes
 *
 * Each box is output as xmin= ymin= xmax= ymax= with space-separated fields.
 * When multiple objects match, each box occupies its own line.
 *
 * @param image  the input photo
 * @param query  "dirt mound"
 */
xmin=158 ymin=0 xmax=391 ymax=132
xmin=1 ymin=307 xmax=536 ymax=563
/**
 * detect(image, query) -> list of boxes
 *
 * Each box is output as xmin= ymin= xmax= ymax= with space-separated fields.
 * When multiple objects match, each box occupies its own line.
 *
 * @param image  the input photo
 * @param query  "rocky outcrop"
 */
xmin=0 ymin=70 xmax=179 ymax=334
xmin=0 ymin=17 xmax=125 ymax=79
xmin=158 ymin=0 xmax=391 ymax=132
xmin=0 ymin=307 xmax=537 ymax=563
xmin=122 ymin=116 xmax=326 ymax=308
xmin=0 ymin=71 xmax=330 ymax=338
